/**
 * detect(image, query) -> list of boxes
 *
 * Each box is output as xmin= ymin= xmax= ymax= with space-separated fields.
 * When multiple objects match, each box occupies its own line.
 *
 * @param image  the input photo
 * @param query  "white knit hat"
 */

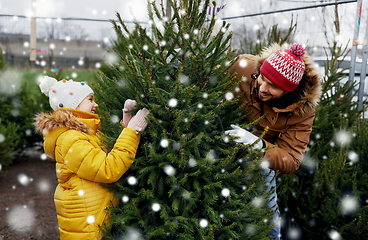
xmin=39 ymin=76 xmax=94 ymax=111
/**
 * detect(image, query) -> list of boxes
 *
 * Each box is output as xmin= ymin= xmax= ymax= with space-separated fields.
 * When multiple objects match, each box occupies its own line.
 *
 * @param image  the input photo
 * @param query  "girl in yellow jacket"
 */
xmin=34 ymin=76 xmax=149 ymax=240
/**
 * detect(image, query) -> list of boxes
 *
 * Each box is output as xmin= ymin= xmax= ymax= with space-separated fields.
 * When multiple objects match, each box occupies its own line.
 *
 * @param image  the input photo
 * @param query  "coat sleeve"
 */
xmin=263 ymin=112 xmax=315 ymax=174
xmin=59 ymin=128 xmax=140 ymax=183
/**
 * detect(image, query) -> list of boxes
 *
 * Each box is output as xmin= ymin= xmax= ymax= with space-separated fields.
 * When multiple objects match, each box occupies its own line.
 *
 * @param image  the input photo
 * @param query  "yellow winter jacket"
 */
xmin=34 ymin=108 xmax=140 ymax=240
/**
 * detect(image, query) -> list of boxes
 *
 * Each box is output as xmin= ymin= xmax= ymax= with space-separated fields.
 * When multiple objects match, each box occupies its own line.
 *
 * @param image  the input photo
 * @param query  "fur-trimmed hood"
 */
xmin=33 ymin=109 xmax=100 ymax=159
xmin=255 ymin=43 xmax=322 ymax=116
xmin=33 ymin=109 xmax=94 ymax=135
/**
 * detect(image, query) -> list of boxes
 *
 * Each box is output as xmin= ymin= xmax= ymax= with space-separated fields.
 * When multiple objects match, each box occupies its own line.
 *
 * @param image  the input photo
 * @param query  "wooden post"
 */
xmin=166 ymin=0 xmax=171 ymax=21
xmin=30 ymin=0 xmax=37 ymax=61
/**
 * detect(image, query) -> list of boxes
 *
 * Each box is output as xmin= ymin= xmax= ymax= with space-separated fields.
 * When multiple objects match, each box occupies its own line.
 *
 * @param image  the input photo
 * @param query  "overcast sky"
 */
xmin=0 ymin=0 xmax=367 ymax=48
xmin=0 ymin=0 xmax=150 ymax=21
xmin=0 ymin=0 xmax=353 ymax=20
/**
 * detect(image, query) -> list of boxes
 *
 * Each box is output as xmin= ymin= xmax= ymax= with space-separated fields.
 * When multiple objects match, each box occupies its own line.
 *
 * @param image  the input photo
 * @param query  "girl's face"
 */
xmin=256 ymin=74 xmax=287 ymax=102
xmin=76 ymin=93 xmax=98 ymax=114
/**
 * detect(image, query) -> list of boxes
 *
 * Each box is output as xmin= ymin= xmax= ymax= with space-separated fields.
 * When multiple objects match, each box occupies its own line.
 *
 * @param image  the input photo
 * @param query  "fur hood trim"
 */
xmin=257 ymin=43 xmax=322 ymax=116
xmin=33 ymin=110 xmax=90 ymax=135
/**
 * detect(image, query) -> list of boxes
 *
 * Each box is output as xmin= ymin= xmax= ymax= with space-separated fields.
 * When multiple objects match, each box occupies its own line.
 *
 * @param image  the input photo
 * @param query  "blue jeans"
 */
xmin=261 ymin=168 xmax=280 ymax=240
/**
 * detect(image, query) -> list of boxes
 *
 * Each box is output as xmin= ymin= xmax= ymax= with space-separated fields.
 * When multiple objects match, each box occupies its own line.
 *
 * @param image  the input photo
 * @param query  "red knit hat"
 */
xmin=260 ymin=43 xmax=306 ymax=92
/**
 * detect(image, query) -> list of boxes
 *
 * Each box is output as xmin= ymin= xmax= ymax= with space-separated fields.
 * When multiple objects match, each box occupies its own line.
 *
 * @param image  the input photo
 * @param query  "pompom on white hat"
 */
xmin=39 ymin=76 xmax=94 ymax=111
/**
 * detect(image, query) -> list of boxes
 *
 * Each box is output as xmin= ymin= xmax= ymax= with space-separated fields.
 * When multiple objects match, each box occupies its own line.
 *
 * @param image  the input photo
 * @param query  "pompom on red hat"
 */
xmin=260 ymin=43 xmax=306 ymax=92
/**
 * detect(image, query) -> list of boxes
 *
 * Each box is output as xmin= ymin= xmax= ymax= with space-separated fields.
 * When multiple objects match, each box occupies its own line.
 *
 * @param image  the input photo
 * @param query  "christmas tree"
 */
xmin=93 ymin=0 xmax=275 ymax=239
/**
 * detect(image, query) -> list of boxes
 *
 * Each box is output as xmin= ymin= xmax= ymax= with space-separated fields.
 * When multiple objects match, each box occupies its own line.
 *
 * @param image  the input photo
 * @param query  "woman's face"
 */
xmin=76 ymin=93 xmax=98 ymax=114
xmin=256 ymin=74 xmax=287 ymax=102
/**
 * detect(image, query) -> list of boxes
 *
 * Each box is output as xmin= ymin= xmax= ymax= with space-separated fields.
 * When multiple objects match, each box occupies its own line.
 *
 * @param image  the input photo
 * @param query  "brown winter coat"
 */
xmin=229 ymin=45 xmax=321 ymax=174
xmin=34 ymin=108 xmax=140 ymax=239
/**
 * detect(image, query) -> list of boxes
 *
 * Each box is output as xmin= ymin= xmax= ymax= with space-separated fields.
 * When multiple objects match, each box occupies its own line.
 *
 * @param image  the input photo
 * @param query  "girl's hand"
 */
xmin=127 ymin=108 xmax=149 ymax=132
xmin=122 ymin=99 xmax=137 ymax=126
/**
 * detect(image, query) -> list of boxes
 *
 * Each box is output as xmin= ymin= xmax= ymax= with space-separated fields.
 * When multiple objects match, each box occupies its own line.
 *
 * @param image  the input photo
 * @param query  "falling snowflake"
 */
xmin=239 ymin=59 xmax=248 ymax=68
xmin=341 ymin=195 xmax=358 ymax=215
xmin=260 ymin=161 xmax=270 ymax=169
xmin=152 ymin=203 xmax=161 ymax=212
xmin=206 ymin=149 xmax=217 ymax=162
xmin=209 ymin=76 xmax=218 ymax=85
xmin=122 ymin=195 xmax=129 ymax=203
xmin=104 ymin=52 xmax=119 ymax=65
xmin=251 ymin=197 xmax=263 ymax=207
xmin=0 ymin=69 xmax=22 ymax=96
xmin=225 ymin=92 xmax=234 ymax=101
xmin=7 ymin=205 xmax=35 ymax=232
xmin=315 ymin=133 xmax=321 ymax=139
xmin=244 ymin=224 xmax=256 ymax=235
xmin=110 ymin=115 xmax=120 ymax=123
xmin=40 ymin=153 xmax=47 ymax=161
xmin=328 ymin=229 xmax=342 ymax=240
xmin=0 ymin=134 xmax=5 ymax=143
xmin=127 ymin=176 xmax=137 ymax=185
xmin=160 ymin=139 xmax=169 ymax=148
xmin=87 ymin=216 xmax=95 ymax=224
xmin=286 ymin=227 xmax=301 ymax=240
xmin=335 ymin=130 xmax=351 ymax=146
xmin=25 ymin=129 xmax=32 ymax=136
xmin=347 ymin=151 xmax=359 ymax=163
xmin=172 ymin=142 xmax=181 ymax=151
xmin=163 ymin=164 xmax=176 ymax=176
xmin=221 ymin=188 xmax=230 ymax=197
xmin=188 ymin=158 xmax=197 ymax=167
xmin=37 ymin=179 xmax=51 ymax=192
xmin=168 ymin=98 xmax=178 ymax=107
xmin=78 ymin=190 xmax=84 ymax=196
xmin=203 ymin=93 xmax=208 ymax=98
xmin=199 ymin=219 xmax=208 ymax=228
xmin=308 ymin=219 xmax=316 ymax=227
xmin=121 ymin=228 xmax=143 ymax=240
xmin=182 ymin=190 xmax=191 ymax=200
xmin=179 ymin=73 xmax=189 ymax=85
xmin=116 ymin=79 xmax=127 ymax=89
xmin=17 ymin=173 xmax=30 ymax=186
xmin=197 ymin=103 xmax=203 ymax=109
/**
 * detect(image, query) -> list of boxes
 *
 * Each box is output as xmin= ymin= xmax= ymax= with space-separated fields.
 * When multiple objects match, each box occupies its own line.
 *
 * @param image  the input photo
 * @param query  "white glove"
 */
xmin=122 ymin=99 xmax=137 ymax=126
xmin=225 ymin=124 xmax=263 ymax=150
xmin=127 ymin=108 xmax=149 ymax=132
